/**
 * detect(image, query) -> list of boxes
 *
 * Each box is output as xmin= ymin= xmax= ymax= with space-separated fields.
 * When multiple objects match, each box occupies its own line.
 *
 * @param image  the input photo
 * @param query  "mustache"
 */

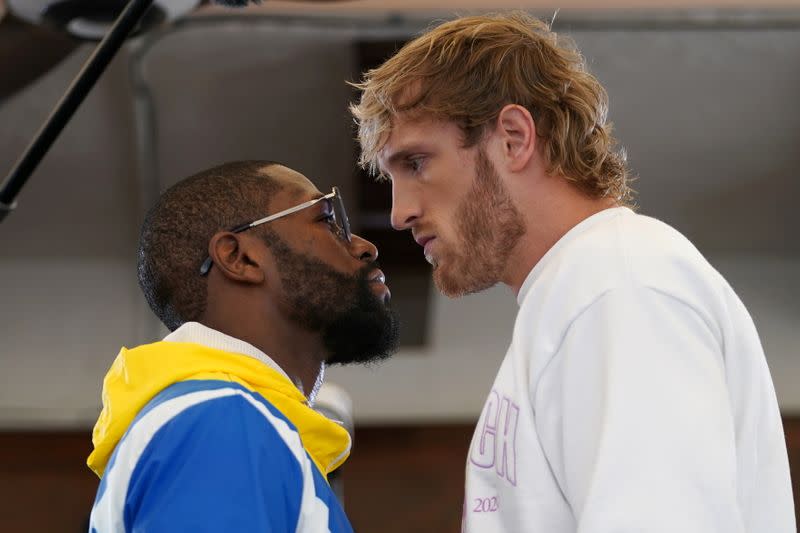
xmin=356 ymin=261 xmax=382 ymax=281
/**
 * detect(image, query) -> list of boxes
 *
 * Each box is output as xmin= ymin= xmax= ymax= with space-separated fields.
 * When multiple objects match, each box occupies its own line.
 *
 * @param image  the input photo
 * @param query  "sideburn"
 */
xmin=437 ymin=147 xmax=526 ymax=297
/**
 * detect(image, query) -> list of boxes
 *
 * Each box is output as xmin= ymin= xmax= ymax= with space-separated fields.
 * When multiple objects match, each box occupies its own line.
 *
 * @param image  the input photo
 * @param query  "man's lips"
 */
xmin=367 ymin=268 xmax=391 ymax=302
xmin=368 ymin=269 xmax=386 ymax=284
xmin=415 ymin=235 xmax=437 ymax=255
xmin=414 ymin=236 xmax=437 ymax=266
xmin=415 ymin=235 xmax=435 ymax=248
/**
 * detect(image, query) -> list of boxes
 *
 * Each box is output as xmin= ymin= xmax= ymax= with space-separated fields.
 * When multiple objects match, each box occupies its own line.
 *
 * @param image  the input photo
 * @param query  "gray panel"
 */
xmin=571 ymin=28 xmax=800 ymax=253
xmin=137 ymin=20 xmax=359 ymax=203
xmin=0 ymin=45 xmax=139 ymax=259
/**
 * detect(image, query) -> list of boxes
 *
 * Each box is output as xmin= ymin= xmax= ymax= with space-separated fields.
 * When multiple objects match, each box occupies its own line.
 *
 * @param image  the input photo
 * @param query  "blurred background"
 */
xmin=0 ymin=0 xmax=798 ymax=531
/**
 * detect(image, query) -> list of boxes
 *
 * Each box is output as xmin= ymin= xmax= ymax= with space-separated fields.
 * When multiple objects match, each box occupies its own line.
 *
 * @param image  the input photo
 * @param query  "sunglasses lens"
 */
xmin=332 ymin=187 xmax=351 ymax=241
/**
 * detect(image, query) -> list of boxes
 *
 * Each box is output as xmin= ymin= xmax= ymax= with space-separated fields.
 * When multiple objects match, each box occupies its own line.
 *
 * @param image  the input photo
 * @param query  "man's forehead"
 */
xmin=378 ymin=115 xmax=457 ymax=166
xmin=260 ymin=167 xmax=323 ymax=215
xmin=381 ymin=116 xmax=431 ymax=154
xmin=269 ymin=166 xmax=321 ymax=197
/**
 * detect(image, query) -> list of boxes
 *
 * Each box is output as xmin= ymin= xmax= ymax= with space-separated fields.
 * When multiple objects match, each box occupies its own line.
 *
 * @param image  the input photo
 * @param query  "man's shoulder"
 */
xmin=141 ymin=379 xmax=286 ymax=419
xmin=96 ymin=380 xmax=307 ymax=503
xmin=106 ymin=379 xmax=304 ymax=481
xmin=518 ymin=209 xmax=726 ymax=333
xmin=132 ymin=379 xmax=298 ymax=446
xmin=90 ymin=380 xmax=330 ymax=533
xmin=561 ymin=208 xmax=702 ymax=270
xmin=611 ymin=211 xmax=728 ymax=303
xmin=542 ymin=209 xmax=717 ymax=291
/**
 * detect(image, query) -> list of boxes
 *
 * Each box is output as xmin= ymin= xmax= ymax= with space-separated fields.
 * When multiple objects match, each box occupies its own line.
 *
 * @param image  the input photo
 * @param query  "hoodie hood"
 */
xmin=87 ymin=340 xmax=351 ymax=479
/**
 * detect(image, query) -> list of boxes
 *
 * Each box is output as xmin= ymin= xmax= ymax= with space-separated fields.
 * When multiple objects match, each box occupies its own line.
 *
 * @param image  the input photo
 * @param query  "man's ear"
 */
xmin=207 ymin=232 xmax=266 ymax=284
xmin=495 ymin=104 xmax=537 ymax=172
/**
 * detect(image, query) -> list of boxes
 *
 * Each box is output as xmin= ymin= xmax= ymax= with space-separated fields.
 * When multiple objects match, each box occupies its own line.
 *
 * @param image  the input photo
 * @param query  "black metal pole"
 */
xmin=0 ymin=0 xmax=156 ymax=224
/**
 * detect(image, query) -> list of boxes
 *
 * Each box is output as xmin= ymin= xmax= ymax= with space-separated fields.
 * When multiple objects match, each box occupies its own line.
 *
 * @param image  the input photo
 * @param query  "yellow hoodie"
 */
xmin=87 ymin=340 xmax=351 ymax=480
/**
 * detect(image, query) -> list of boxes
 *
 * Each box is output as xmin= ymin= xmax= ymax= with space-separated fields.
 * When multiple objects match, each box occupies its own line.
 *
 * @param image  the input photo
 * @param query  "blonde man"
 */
xmin=351 ymin=12 xmax=794 ymax=533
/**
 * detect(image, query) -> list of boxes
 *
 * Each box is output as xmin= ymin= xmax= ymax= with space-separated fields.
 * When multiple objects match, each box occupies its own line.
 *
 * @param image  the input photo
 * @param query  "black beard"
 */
xmin=322 ymin=270 xmax=400 ymax=366
xmin=270 ymin=238 xmax=400 ymax=365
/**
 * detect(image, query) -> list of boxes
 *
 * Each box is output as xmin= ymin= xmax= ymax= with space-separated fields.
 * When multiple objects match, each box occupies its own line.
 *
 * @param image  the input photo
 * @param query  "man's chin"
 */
xmin=322 ymin=305 xmax=400 ymax=367
xmin=433 ymin=263 xmax=498 ymax=298
xmin=368 ymin=281 xmax=392 ymax=306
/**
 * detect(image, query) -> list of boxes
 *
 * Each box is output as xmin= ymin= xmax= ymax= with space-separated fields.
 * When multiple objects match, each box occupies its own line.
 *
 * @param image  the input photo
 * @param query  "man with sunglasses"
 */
xmin=86 ymin=160 xmax=399 ymax=532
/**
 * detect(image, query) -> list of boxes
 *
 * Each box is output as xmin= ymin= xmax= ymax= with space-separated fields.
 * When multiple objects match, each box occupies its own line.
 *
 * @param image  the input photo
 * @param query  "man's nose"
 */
xmin=349 ymin=234 xmax=378 ymax=262
xmin=390 ymin=179 xmax=420 ymax=231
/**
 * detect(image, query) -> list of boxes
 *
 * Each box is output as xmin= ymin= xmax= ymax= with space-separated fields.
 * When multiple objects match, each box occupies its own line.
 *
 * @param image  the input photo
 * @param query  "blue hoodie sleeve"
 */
xmin=122 ymin=392 xmax=304 ymax=532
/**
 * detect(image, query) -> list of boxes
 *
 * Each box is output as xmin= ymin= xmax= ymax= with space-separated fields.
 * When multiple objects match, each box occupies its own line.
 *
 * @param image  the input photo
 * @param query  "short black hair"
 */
xmin=138 ymin=160 xmax=282 ymax=331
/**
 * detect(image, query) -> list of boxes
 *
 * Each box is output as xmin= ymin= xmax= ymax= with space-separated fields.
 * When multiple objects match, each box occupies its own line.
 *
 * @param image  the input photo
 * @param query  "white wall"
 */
xmin=0 ymin=12 xmax=798 ymax=428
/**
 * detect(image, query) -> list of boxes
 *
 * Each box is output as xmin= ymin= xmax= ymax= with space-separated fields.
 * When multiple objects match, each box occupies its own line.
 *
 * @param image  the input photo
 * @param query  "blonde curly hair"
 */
xmin=350 ymin=11 xmax=633 ymax=204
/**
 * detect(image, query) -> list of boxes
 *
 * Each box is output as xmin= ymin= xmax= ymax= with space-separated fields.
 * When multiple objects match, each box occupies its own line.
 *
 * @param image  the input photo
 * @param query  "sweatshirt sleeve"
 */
xmin=120 ymin=392 xmax=307 ymax=532
xmin=534 ymin=286 xmax=746 ymax=533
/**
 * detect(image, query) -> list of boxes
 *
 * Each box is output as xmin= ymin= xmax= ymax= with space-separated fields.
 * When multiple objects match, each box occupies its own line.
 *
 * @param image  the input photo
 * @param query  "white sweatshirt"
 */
xmin=463 ymin=207 xmax=795 ymax=533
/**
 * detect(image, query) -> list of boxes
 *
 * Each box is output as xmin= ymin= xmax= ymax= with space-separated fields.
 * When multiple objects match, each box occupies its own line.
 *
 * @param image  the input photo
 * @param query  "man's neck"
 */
xmin=503 ymin=177 xmax=618 ymax=296
xmin=200 ymin=307 xmax=326 ymax=398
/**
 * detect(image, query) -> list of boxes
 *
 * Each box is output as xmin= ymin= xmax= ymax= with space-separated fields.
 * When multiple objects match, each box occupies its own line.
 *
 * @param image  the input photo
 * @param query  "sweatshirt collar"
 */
xmin=164 ymin=322 xmax=291 ymax=382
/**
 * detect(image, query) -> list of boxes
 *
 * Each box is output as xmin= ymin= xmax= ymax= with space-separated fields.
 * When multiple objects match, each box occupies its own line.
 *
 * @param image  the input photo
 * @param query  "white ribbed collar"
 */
xmin=163 ymin=322 xmax=291 ymax=382
xmin=516 ymin=206 xmax=633 ymax=306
